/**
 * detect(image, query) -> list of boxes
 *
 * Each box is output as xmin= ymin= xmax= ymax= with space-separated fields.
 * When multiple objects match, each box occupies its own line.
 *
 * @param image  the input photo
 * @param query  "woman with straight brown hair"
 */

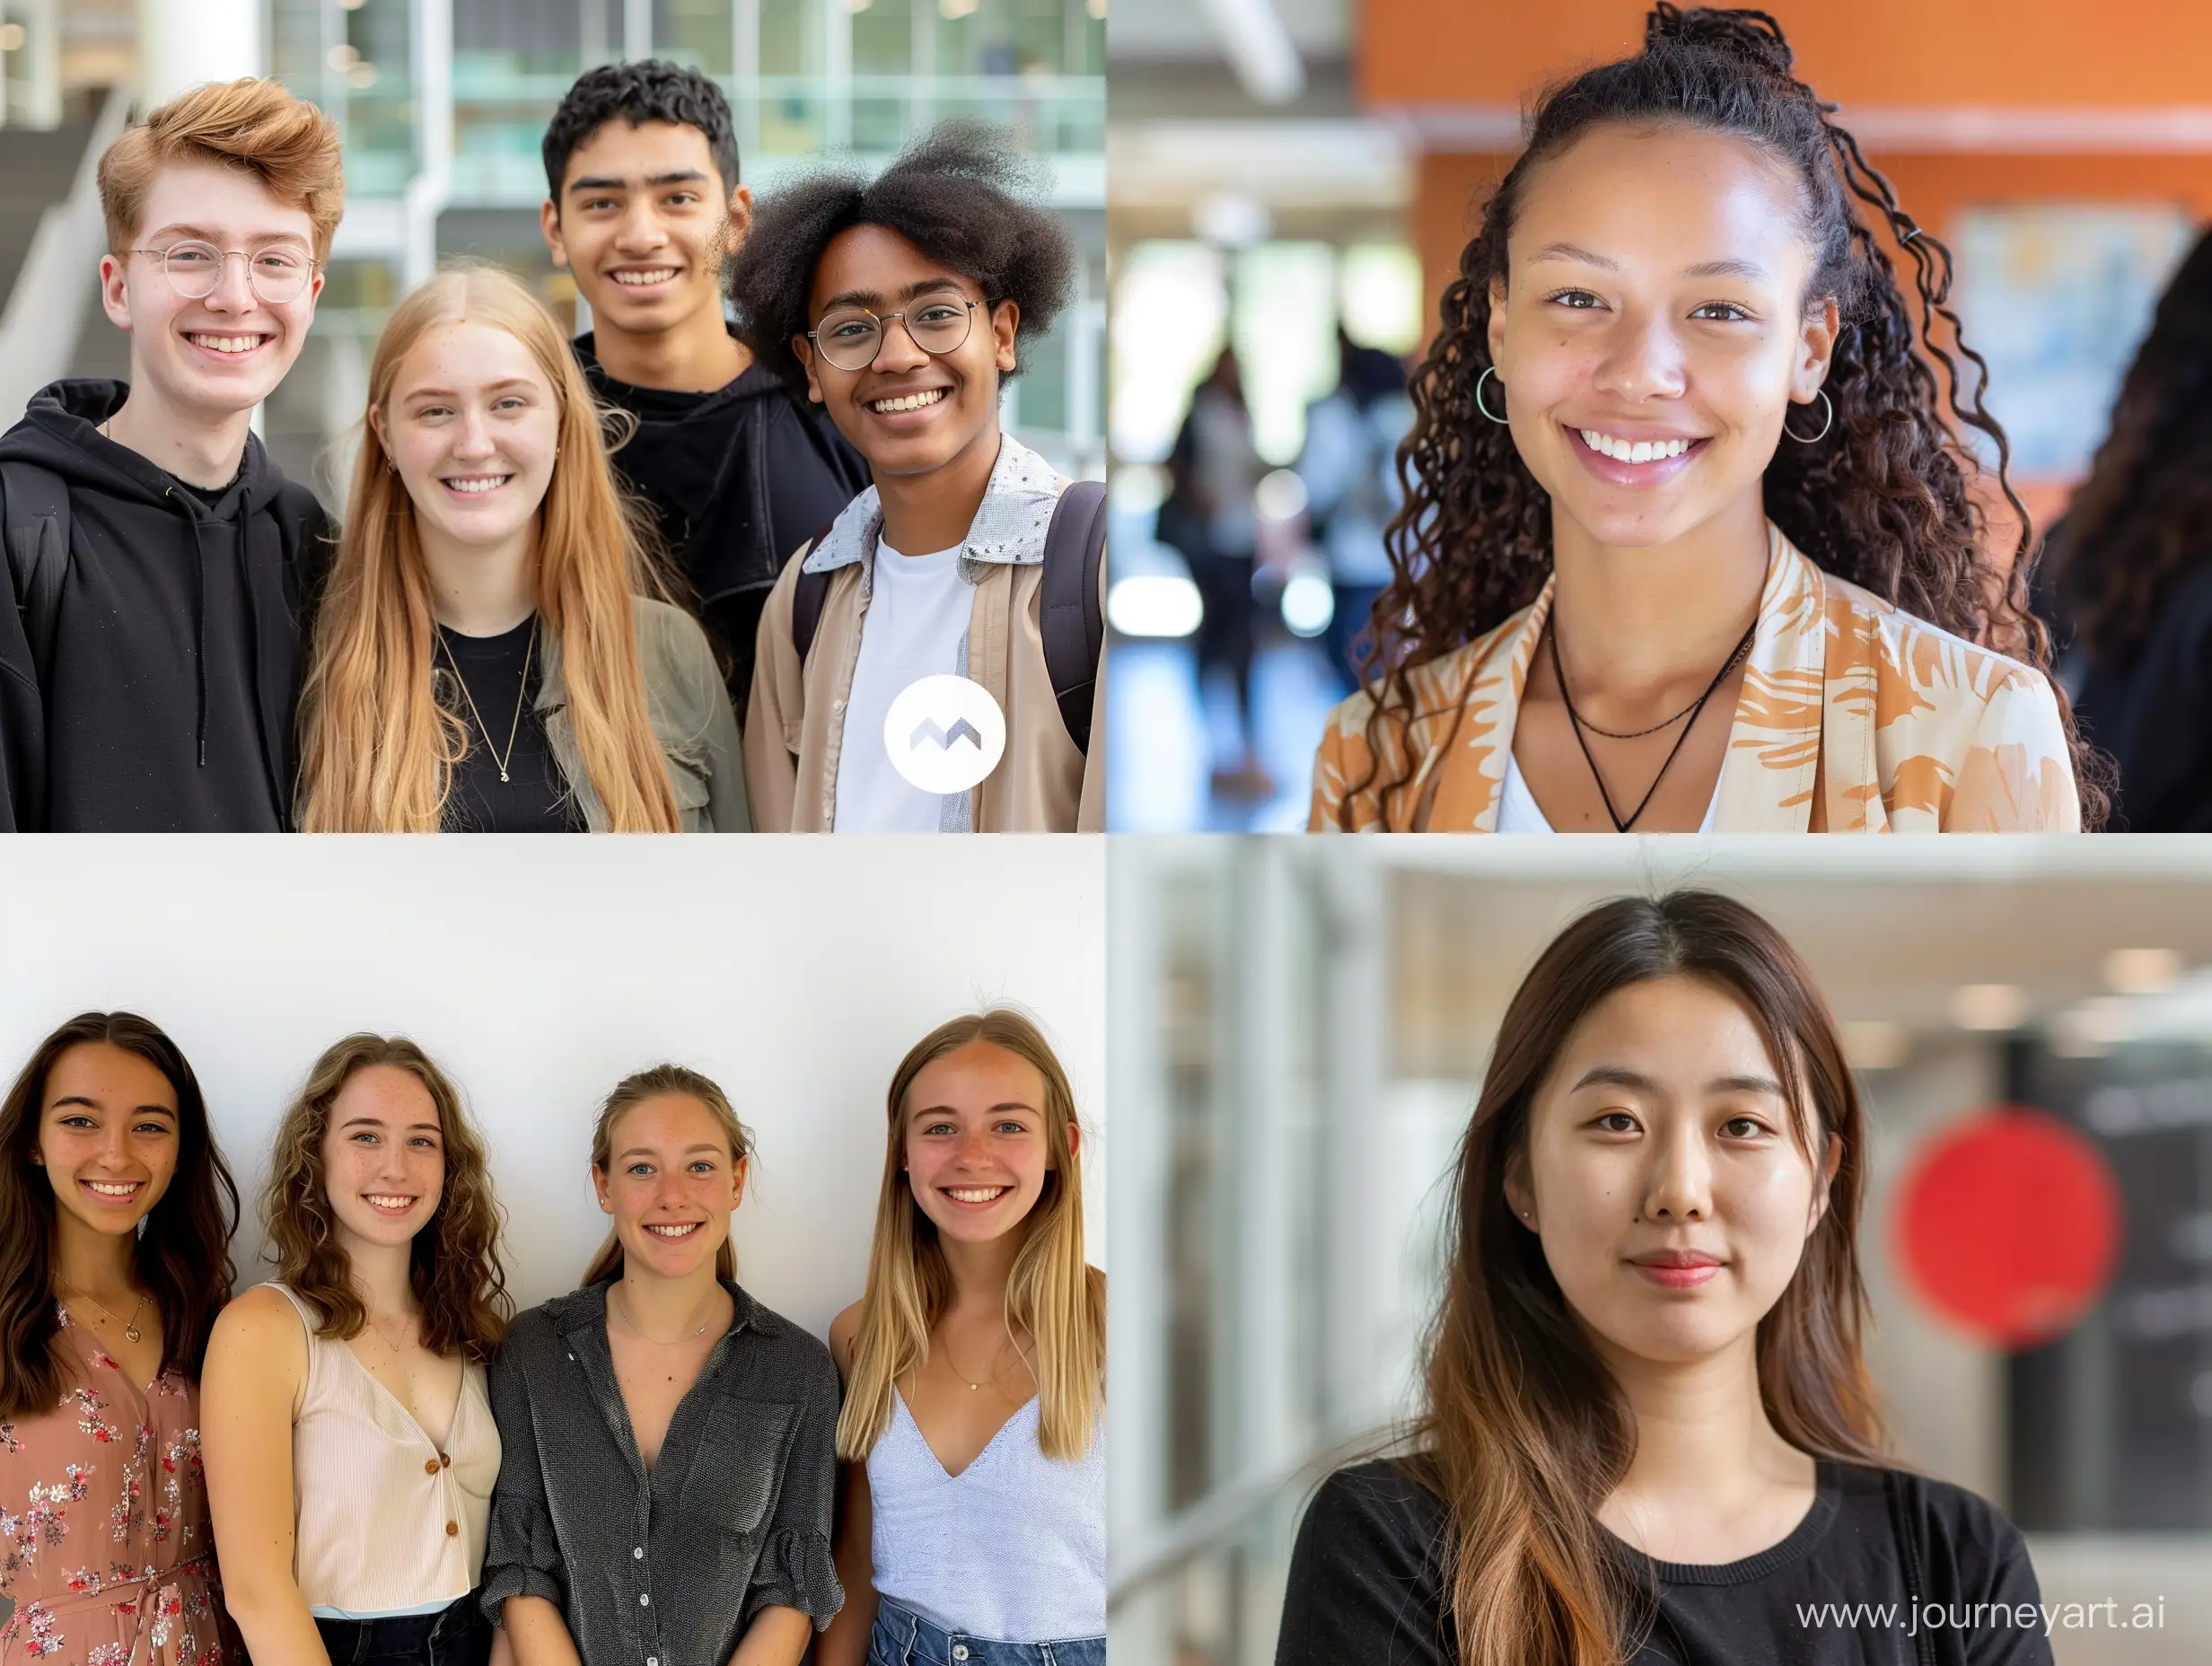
xmin=817 ymin=1010 xmax=1104 ymax=1666
xmin=296 ymin=264 xmax=746 ymax=832
xmin=200 ymin=1034 xmax=510 ymax=1666
xmin=0 ymin=1013 xmax=240 ymax=1664
xmin=1276 ymin=892 xmax=2050 ymax=1666
xmin=480 ymin=1065 xmax=840 ymax=1666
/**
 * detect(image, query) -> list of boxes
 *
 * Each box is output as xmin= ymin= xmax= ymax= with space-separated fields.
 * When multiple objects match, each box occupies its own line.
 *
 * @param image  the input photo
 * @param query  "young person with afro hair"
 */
xmin=728 ymin=122 xmax=1104 ymax=833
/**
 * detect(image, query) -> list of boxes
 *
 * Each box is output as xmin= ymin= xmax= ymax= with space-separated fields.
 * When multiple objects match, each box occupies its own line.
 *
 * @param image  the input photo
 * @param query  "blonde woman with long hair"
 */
xmin=820 ymin=1011 xmax=1106 ymax=1666
xmin=296 ymin=265 xmax=747 ymax=831
xmin=201 ymin=1035 xmax=512 ymax=1666
xmin=479 ymin=1066 xmax=840 ymax=1666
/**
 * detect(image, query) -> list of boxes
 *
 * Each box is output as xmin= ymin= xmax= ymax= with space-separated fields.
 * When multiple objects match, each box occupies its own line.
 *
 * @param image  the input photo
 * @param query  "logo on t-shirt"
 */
xmin=884 ymin=675 xmax=1006 ymax=794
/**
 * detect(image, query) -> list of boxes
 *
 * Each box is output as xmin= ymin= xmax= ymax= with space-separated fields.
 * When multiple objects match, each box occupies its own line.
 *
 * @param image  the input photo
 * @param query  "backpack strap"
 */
xmin=2 ymin=460 xmax=73 ymax=681
xmin=1040 ymin=478 xmax=1106 ymax=755
xmin=792 ymin=520 xmax=838 ymax=665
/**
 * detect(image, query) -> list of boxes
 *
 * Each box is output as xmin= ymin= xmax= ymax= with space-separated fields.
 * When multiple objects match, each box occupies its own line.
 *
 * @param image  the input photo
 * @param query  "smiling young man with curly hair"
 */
xmin=727 ymin=122 xmax=1104 ymax=834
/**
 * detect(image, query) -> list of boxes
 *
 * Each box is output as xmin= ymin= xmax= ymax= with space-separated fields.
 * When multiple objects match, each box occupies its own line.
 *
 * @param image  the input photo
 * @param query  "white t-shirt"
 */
xmin=1498 ymin=749 xmax=1720 ymax=833
xmin=832 ymin=538 xmax=973 ymax=831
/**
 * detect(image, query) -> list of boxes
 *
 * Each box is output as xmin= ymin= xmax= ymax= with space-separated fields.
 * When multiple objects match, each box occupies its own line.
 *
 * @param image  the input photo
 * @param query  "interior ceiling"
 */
xmin=1107 ymin=0 xmax=1348 ymax=60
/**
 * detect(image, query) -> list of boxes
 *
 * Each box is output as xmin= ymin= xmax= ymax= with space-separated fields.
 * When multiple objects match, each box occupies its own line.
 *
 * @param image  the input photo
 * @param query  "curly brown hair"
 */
xmin=1342 ymin=4 xmax=2107 ymax=829
xmin=261 ymin=1035 xmax=510 ymax=1360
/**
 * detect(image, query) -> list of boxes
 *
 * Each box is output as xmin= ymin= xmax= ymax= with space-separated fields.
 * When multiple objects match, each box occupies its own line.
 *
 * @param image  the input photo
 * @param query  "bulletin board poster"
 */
xmin=1953 ymin=204 xmax=2195 ymax=480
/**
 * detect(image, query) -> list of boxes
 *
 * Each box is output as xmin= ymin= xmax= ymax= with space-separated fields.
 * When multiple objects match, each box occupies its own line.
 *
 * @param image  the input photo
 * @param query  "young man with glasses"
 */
xmin=541 ymin=60 xmax=866 ymax=718
xmin=0 ymin=77 xmax=341 ymax=831
xmin=729 ymin=123 xmax=1105 ymax=832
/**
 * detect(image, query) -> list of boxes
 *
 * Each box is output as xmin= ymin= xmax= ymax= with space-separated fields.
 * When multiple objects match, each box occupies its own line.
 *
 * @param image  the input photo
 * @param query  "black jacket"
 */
xmin=574 ymin=332 xmax=867 ymax=715
xmin=2070 ymin=559 xmax=2212 ymax=832
xmin=0 ymin=379 xmax=333 ymax=831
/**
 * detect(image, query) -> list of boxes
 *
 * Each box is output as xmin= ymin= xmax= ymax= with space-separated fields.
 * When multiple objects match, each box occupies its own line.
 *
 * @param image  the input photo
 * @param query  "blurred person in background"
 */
xmin=1277 ymin=890 xmax=2051 ymax=1666
xmin=1297 ymin=329 xmax=1413 ymax=693
xmin=1159 ymin=347 xmax=1271 ymax=798
xmin=819 ymin=1010 xmax=1104 ymax=1666
xmin=1309 ymin=7 xmax=2093 ymax=835
xmin=542 ymin=61 xmax=869 ymax=722
xmin=2044 ymin=227 xmax=2212 ymax=831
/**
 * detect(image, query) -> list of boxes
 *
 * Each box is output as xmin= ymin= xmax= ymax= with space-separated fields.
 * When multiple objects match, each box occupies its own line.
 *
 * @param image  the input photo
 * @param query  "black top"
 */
xmin=480 ymin=1278 xmax=843 ymax=1662
xmin=2068 ymin=560 xmax=2212 ymax=832
xmin=575 ymin=329 xmax=868 ymax=719
xmin=1277 ymin=1459 xmax=2054 ymax=1666
xmin=434 ymin=617 xmax=578 ymax=834
xmin=0 ymin=379 xmax=333 ymax=831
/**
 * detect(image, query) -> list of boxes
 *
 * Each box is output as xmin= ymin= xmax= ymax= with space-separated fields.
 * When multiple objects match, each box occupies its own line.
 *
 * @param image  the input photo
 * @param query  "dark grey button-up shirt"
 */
xmin=478 ymin=1278 xmax=841 ymax=1664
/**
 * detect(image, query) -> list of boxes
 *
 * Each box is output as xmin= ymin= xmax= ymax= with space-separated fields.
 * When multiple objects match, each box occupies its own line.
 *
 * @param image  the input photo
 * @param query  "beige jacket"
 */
xmin=1311 ymin=522 xmax=2080 ymax=833
xmin=742 ymin=434 xmax=1104 ymax=832
xmin=540 ymin=596 xmax=749 ymax=832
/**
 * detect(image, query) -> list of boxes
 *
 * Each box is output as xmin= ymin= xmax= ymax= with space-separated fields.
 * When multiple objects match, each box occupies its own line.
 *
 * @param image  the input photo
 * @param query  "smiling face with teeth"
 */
xmin=319 ymin=1065 xmax=447 ymax=1257
xmin=35 ymin=1043 xmax=181 ymax=1242
xmin=1485 ymin=125 xmax=1839 ymax=552
xmin=592 ymin=1094 xmax=748 ymax=1284
xmin=543 ymin=119 xmax=752 ymax=386
xmin=797 ymin=225 xmax=1020 ymax=518
xmin=100 ymin=160 xmax=322 ymax=430
xmin=373 ymin=320 xmax=564 ymax=562
xmin=900 ymin=1041 xmax=1066 ymax=1250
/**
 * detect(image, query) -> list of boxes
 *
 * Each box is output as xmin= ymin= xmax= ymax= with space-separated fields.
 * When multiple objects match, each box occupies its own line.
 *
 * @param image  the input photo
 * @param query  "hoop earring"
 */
xmin=1784 ymin=388 xmax=1833 ymax=444
xmin=1475 ymin=365 xmax=1509 ymax=425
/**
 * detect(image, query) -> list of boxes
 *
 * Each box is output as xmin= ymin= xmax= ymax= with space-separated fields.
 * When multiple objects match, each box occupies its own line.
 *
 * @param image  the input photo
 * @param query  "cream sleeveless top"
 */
xmin=268 ymin=1282 xmax=500 ymax=1618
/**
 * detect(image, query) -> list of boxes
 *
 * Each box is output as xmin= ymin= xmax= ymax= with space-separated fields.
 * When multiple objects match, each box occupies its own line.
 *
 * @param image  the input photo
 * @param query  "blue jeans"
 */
xmin=867 ymin=1596 xmax=1105 ymax=1666
xmin=312 ymin=1594 xmax=490 ymax=1665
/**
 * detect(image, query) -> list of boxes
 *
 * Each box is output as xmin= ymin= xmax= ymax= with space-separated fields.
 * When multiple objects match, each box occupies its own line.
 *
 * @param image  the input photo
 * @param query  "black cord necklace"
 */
xmin=1549 ymin=615 xmax=1757 ymax=832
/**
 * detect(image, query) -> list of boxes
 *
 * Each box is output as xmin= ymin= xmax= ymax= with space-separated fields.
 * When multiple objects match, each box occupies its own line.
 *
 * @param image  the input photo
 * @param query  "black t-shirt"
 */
xmin=575 ymin=330 xmax=868 ymax=719
xmin=434 ymin=618 xmax=579 ymax=834
xmin=1277 ymin=1459 xmax=2054 ymax=1666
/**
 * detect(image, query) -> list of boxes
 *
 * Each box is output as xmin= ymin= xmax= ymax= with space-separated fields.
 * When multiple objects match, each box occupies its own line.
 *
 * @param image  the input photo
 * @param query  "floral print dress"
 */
xmin=0 ymin=1304 xmax=224 ymax=1665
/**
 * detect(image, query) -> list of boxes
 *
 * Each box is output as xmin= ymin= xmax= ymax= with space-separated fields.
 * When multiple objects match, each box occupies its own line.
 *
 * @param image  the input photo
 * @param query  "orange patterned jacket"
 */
xmin=1308 ymin=523 xmax=2081 ymax=833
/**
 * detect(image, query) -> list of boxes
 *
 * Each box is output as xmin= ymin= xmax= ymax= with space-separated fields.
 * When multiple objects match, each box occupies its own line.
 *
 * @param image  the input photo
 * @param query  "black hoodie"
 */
xmin=0 ymin=379 xmax=333 ymax=831
xmin=574 ymin=330 xmax=867 ymax=718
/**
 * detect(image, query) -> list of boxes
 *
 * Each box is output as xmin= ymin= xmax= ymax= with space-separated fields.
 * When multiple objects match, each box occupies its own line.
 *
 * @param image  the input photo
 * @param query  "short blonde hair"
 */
xmin=98 ymin=78 xmax=346 ymax=264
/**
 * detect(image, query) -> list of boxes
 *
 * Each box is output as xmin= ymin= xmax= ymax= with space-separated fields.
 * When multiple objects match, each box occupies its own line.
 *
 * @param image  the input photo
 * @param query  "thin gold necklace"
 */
xmin=63 ymin=1285 xmax=149 ymax=1345
xmin=437 ymin=619 xmax=536 ymax=785
xmin=609 ymin=1285 xmax=716 ymax=1346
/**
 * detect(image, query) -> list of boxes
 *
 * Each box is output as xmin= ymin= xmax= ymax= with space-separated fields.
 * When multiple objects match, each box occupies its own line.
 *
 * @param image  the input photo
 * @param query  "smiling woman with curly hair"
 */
xmin=1310 ymin=5 xmax=2101 ymax=835
xmin=199 ymin=1035 xmax=512 ymax=1666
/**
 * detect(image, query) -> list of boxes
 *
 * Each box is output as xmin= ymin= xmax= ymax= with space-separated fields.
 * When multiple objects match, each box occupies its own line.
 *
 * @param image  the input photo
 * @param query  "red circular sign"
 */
xmin=1893 ymin=1105 xmax=2121 ymax=1348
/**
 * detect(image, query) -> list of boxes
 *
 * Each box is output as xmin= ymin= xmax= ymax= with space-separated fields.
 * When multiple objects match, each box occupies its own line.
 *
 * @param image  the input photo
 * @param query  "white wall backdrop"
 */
xmin=0 ymin=837 xmax=1106 ymax=1342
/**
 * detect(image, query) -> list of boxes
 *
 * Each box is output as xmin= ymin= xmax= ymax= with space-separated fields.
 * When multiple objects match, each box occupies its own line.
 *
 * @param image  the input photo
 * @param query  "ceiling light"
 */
xmin=2103 ymin=947 xmax=2181 ymax=995
xmin=1840 ymin=1021 xmax=1909 ymax=1072
xmin=1951 ymin=984 xmax=2025 ymax=1032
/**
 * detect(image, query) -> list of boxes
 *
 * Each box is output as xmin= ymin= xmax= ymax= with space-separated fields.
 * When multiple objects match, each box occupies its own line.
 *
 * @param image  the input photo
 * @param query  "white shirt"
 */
xmin=832 ymin=538 xmax=972 ymax=831
xmin=1498 ymin=749 xmax=1720 ymax=833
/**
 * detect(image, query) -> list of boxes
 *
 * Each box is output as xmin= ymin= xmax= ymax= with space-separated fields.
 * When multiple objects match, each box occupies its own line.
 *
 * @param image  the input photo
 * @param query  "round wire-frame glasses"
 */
xmin=132 ymin=241 xmax=318 ymax=304
xmin=806 ymin=296 xmax=983 ymax=373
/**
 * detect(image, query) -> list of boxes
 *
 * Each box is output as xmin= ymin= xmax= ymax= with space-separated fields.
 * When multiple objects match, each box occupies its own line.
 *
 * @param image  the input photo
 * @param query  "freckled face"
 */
xmin=1506 ymin=976 xmax=1834 ymax=1368
xmin=592 ymin=1095 xmax=746 ymax=1281
xmin=373 ymin=320 xmax=562 ymax=552
xmin=902 ymin=1041 xmax=1062 ymax=1248
xmin=1487 ymin=124 xmax=1837 ymax=548
xmin=36 ymin=1044 xmax=180 ymax=1239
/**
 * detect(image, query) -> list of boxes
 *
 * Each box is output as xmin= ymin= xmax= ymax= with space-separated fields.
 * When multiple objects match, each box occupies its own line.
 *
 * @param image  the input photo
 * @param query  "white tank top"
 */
xmin=267 ymin=1282 xmax=500 ymax=1618
xmin=1499 ymin=750 xmax=1719 ymax=833
xmin=867 ymin=1393 xmax=1105 ymax=1642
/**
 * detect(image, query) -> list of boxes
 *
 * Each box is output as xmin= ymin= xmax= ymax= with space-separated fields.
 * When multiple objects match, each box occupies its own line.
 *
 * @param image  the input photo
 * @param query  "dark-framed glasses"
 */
xmin=807 ymin=297 xmax=982 ymax=373
xmin=134 ymin=241 xmax=318 ymax=304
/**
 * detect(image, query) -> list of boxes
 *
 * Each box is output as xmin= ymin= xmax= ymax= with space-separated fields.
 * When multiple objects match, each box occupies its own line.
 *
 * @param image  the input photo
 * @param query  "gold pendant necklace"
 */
xmin=438 ymin=619 xmax=537 ymax=784
xmin=65 ymin=1285 xmax=148 ymax=1345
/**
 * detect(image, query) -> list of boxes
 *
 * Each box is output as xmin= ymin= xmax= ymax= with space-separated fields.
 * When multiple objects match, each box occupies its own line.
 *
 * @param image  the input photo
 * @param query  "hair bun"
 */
xmin=1645 ymin=4 xmax=1797 ymax=81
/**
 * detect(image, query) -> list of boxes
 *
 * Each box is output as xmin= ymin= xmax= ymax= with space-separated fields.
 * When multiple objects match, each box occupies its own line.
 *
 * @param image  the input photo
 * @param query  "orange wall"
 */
xmin=1363 ymin=0 xmax=2212 ymax=110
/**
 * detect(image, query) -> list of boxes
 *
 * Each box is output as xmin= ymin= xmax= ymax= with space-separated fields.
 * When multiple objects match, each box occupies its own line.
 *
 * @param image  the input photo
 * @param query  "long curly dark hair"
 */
xmin=1344 ymin=5 xmax=2104 ymax=829
xmin=0 ymin=1013 xmax=239 ymax=1418
xmin=261 ymin=1034 xmax=511 ymax=1361
xmin=2050 ymin=227 xmax=2212 ymax=663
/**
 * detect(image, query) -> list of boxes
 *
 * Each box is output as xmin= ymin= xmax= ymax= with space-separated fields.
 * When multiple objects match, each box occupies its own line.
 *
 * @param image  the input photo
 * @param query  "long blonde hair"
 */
xmin=296 ymin=265 xmax=680 ymax=831
xmin=580 ymin=1065 xmax=753 ymax=1287
xmin=837 ymin=1010 xmax=1103 ymax=1462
